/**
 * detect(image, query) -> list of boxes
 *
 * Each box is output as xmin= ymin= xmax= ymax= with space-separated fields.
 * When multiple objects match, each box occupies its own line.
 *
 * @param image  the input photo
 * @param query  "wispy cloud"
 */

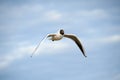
xmin=83 ymin=34 xmax=120 ymax=52
xmin=0 ymin=44 xmax=32 ymax=70
xmin=99 ymin=35 xmax=120 ymax=43
xmin=44 ymin=10 xmax=62 ymax=21
xmin=0 ymin=3 xmax=43 ymax=18
xmin=76 ymin=9 xmax=109 ymax=19
xmin=0 ymin=41 xmax=69 ymax=70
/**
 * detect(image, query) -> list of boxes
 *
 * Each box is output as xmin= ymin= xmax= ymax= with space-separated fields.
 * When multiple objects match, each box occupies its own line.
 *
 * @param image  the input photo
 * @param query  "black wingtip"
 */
xmin=82 ymin=51 xmax=87 ymax=58
xmin=82 ymin=52 xmax=87 ymax=58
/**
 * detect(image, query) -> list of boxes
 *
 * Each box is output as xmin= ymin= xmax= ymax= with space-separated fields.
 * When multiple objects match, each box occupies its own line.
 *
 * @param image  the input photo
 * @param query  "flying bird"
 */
xmin=31 ymin=29 xmax=87 ymax=57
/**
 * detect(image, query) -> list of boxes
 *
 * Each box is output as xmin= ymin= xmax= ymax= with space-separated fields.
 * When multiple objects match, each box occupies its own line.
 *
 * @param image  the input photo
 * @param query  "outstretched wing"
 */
xmin=47 ymin=34 xmax=56 ymax=37
xmin=31 ymin=34 xmax=56 ymax=57
xmin=64 ymin=34 xmax=87 ymax=57
xmin=31 ymin=35 xmax=48 ymax=57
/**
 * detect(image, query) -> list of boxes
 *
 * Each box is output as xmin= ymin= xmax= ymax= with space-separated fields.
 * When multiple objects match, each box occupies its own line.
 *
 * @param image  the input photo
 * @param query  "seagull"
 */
xmin=31 ymin=29 xmax=87 ymax=57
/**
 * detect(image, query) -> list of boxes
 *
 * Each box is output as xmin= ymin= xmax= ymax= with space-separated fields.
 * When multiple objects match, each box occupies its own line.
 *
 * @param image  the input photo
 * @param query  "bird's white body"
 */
xmin=50 ymin=33 xmax=63 ymax=41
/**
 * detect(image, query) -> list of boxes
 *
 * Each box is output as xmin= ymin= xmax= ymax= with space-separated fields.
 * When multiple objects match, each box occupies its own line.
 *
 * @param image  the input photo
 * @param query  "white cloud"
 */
xmin=44 ymin=10 xmax=62 ymax=21
xmin=0 ymin=41 xmax=69 ymax=70
xmin=0 ymin=55 xmax=13 ymax=69
xmin=83 ymin=35 xmax=120 ymax=51
xmin=37 ymin=41 xmax=69 ymax=55
xmin=0 ymin=4 xmax=43 ymax=18
xmin=77 ymin=9 xmax=109 ymax=19
xmin=0 ymin=4 xmax=44 ymax=34
xmin=0 ymin=45 xmax=33 ymax=70
xmin=100 ymin=35 xmax=120 ymax=43
xmin=0 ymin=3 xmax=64 ymax=33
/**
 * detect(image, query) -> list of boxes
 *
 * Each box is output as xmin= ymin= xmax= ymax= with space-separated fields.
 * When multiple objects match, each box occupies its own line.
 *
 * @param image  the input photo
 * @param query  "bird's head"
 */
xmin=60 ymin=29 xmax=64 ymax=35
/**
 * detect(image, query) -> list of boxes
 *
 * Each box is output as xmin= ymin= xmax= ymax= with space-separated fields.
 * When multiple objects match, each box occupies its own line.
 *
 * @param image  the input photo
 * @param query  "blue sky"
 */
xmin=0 ymin=0 xmax=120 ymax=80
